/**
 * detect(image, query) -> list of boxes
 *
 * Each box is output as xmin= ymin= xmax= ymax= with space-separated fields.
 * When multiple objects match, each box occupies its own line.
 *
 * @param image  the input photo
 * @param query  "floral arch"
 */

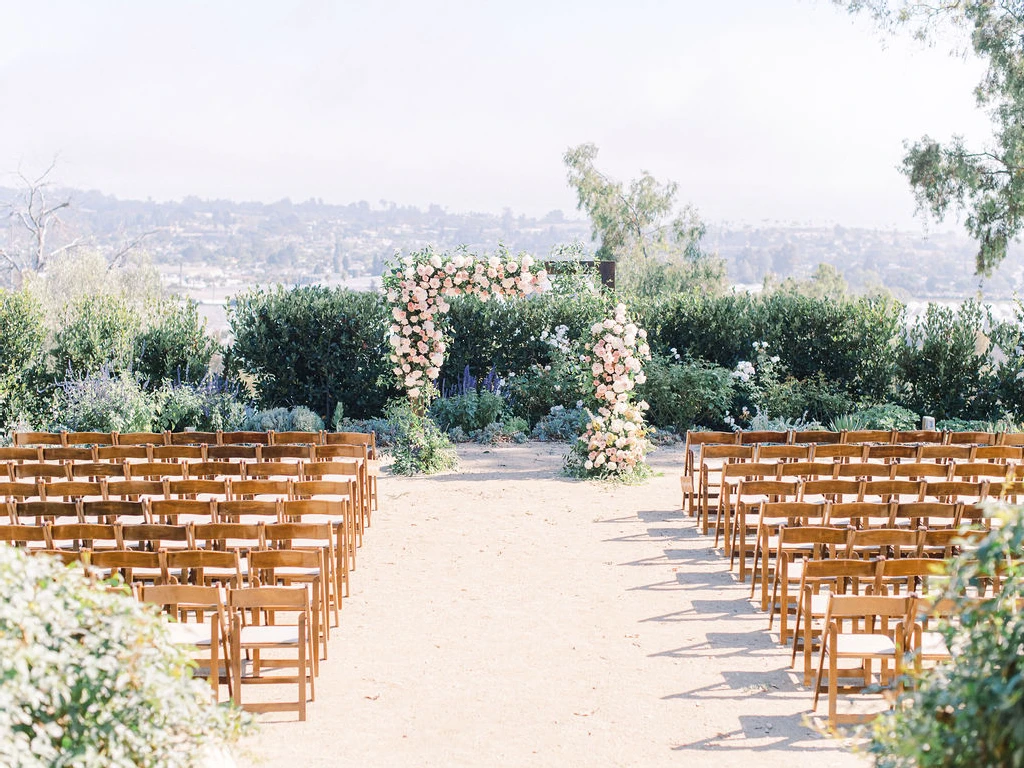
xmin=383 ymin=247 xmax=551 ymax=400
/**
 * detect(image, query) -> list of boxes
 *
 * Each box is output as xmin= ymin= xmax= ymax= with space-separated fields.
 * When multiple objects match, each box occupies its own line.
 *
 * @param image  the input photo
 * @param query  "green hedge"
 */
xmin=227 ymin=286 xmax=398 ymax=420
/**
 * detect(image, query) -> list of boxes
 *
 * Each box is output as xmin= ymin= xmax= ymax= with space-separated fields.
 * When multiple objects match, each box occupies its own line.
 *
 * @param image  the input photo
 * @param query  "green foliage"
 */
xmin=763 ymin=262 xmax=850 ymax=301
xmin=0 ymin=290 xmax=46 ymax=428
xmin=531 ymin=406 xmax=588 ymax=442
xmin=385 ymin=400 xmax=458 ymax=476
xmin=228 ymin=286 xmax=398 ymax=420
xmin=868 ymin=504 xmax=1024 ymax=767
xmin=637 ymin=356 xmax=735 ymax=431
xmin=154 ymin=378 xmax=248 ymax=432
xmin=563 ymin=142 xmax=728 ymax=297
xmin=0 ymin=544 xmax=251 ymax=766
xmin=758 ymin=373 xmax=855 ymax=424
xmin=430 ymin=391 xmax=505 ymax=433
xmin=56 ymin=369 xmax=157 ymax=433
xmin=134 ymin=299 xmax=219 ymax=387
xmin=52 ymin=294 xmax=140 ymax=376
xmin=242 ymin=406 xmax=324 ymax=433
xmin=897 ymin=300 xmax=999 ymax=420
xmin=849 ymin=403 xmax=921 ymax=431
xmin=840 ymin=1 xmax=1024 ymax=274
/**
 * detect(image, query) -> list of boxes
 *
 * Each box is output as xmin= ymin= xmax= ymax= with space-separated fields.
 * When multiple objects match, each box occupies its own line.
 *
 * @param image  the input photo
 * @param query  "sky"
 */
xmin=0 ymin=0 xmax=993 ymax=230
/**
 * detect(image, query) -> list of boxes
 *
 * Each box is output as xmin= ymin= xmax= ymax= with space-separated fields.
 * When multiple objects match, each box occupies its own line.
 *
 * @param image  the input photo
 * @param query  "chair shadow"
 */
xmin=669 ymin=714 xmax=841 ymax=752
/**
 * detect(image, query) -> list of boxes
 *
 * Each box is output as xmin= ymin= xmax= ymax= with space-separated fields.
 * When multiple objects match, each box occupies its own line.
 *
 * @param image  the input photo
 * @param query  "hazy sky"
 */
xmin=0 ymin=0 xmax=992 ymax=229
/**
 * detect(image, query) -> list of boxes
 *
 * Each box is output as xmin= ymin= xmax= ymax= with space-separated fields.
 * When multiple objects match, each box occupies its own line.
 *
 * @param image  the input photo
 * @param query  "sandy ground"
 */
xmin=236 ymin=443 xmax=867 ymax=768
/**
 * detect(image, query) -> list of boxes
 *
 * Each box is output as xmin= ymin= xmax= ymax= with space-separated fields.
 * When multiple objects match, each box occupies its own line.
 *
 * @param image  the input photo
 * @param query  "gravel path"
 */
xmin=237 ymin=443 xmax=865 ymax=768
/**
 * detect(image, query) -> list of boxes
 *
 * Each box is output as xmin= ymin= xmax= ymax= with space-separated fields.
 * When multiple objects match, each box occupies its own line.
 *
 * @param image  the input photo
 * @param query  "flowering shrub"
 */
xmin=383 ymin=247 xmax=550 ymax=401
xmin=566 ymin=304 xmax=653 ymax=479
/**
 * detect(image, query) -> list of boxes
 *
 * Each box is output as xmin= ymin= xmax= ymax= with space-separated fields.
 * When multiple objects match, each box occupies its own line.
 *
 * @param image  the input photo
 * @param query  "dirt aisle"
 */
xmin=238 ymin=443 xmax=864 ymax=768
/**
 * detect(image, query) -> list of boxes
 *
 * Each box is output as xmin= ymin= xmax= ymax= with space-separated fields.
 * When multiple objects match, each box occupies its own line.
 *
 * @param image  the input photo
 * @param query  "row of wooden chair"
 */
xmin=13 ymin=429 xmax=377 ymax=449
xmin=1 ymin=442 xmax=370 ymax=463
xmin=681 ymin=428 xmax=1024 ymax=514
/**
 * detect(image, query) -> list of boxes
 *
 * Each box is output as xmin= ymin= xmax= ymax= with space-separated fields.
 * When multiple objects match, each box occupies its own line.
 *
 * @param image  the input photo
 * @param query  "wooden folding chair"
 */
xmin=874 ymin=557 xmax=947 ymax=597
xmin=740 ymin=430 xmax=790 ymax=445
xmin=812 ymin=593 xmax=916 ymax=726
xmin=126 ymin=462 xmax=186 ymax=481
xmin=731 ymin=479 xmax=799 ymax=580
xmin=753 ymin=444 xmax=812 ymax=463
xmin=834 ymin=463 xmax=893 ymax=482
xmin=829 ymin=501 xmax=895 ymax=529
xmin=766 ymin=524 xmax=852 ymax=644
xmin=0 ymin=481 xmax=39 ymax=501
xmin=150 ymin=499 xmax=216 ymax=525
xmin=714 ymin=462 xmax=779 ymax=550
xmin=892 ymin=501 xmax=960 ymax=530
xmin=266 ymin=521 xmax=339 ymax=627
xmin=229 ymin=585 xmax=315 ymax=720
xmin=273 ymin=430 xmax=324 ymax=446
xmin=0 ymin=447 xmax=42 ymax=462
xmin=9 ymin=500 xmax=81 ymax=525
xmin=791 ymin=430 xmax=841 ymax=445
xmin=917 ymin=444 xmax=973 ymax=463
xmin=205 ymin=445 xmax=258 ymax=461
xmin=70 ymin=462 xmax=126 ymax=481
xmin=865 ymin=445 xmax=917 ymax=464
xmin=250 ymin=547 xmax=327 ymax=666
xmin=973 ymin=445 xmax=1023 ymax=462
xmin=11 ymin=463 xmax=71 ymax=482
xmin=90 ymin=549 xmax=167 ymax=586
xmin=291 ymin=481 xmax=357 ymax=586
xmin=165 ymin=549 xmax=243 ymax=588
xmin=681 ymin=430 xmax=738 ymax=515
xmin=244 ymin=462 xmax=302 ymax=482
xmin=303 ymin=461 xmax=366 ymax=545
xmin=749 ymin=502 xmax=829 ymax=609
xmin=38 ymin=480 xmax=105 ymax=501
xmin=49 ymin=522 xmax=123 ymax=552
xmin=889 ymin=462 xmax=953 ymax=482
xmin=695 ymin=445 xmax=754 ymax=535
xmin=42 ymin=446 xmax=96 ymax=462
xmin=140 ymin=583 xmax=232 ymax=700
xmin=232 ymin=479 xmax=291 ymax=501
xmin=842 ymin=429 xmax=895 ymax=445
xmin=114 ymin=431 xmax=164 ymax=446
xmin=845 ymin=527 xmax=924 ymax=561
xmin=259 ymin=445 xmax=314 ymax=462
xmin=97 ymin=445 xmax=151 ymax=462
xmin=799 ymin=479 xmax=862 ymax=504
xmin=80 ymin=499 xmax=149 ymax=524
xmin=220 ymin=431 xmax=270 ymax=446
xmin=106 ymin=479 xmax=166 ymax=500
xmin=859 ymin=480 xmax=925 ymax=505
xmin=945 ymin=430 xmax=995 ymax=446
xmin=813 ymin=444 xmax=867 ymax=462
xmin=216 ymin=499 xmax=280 ymax=525
xmin=169 ymin=431 xmax=219 ymax=446
xmin=0 ymin=522 xmax=52 ymax=550
xmin=151 ymin=445 xmax=206 ymax=462
xmin=165 ymin=478 xmax=231 ymax=501
xmin=13 ymin=431 xmax=64 ymax=447
xmin=185 ymin=461 xmax=244 ymax=480
xmin=120 ymin=523 xmax=192 ymax=552
xmin=894 ymin=430 xmax=943 ymax=445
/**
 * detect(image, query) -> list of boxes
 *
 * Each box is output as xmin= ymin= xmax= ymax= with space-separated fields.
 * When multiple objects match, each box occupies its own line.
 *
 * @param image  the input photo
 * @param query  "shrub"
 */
xmin=896 ymin=300 xmax=999 ymax=420
xmin=868 ymin=504 xmax=1024 ymax=767
xmin=155 ymin=376 xmax=248 ymax=432
xmin=430 ymin=391 xmax=505 ymax=433
xmin=758 ymin=373 xmax=854 ymax=424
xmin=531 ymin=406 xmax=587 ymax=441
xmin=637 ymin=356 xmax=734 ymax=431
xmin=228 ymin=286 xmax=397 ymax=420
xmin=0 ymin=290 xmax=46 ymax=428
xmin=849 ymin=403 xmax=921 ymax=431
xmin=52 ymin=294 xmax=140 ymax=376
xmin=0 ymin=545 xmax=250 ymax=766
xmin=134 ymin=299 xmax=219 ymax=387
xmin=55 ymin=368 xmax=156 ymax=433
xmin=385 ymin=400 xmax=458 ymax=475
xmin=242 ymin=406 xmax=324 ymax=432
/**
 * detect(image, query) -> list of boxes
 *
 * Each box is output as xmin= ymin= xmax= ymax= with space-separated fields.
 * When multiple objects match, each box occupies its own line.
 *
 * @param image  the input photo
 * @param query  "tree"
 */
xmin=0 ymin=159 xmax=82 ymax=286
xmin=839 ymin=1 xmax=1024 ymax=275
xmin=563 ymin=143 xmax=727 ymax=296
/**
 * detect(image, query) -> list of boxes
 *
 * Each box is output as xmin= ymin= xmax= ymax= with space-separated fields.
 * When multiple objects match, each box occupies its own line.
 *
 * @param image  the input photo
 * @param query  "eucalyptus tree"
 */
xmin=840 ymin=0 xmax=1024 ymax=275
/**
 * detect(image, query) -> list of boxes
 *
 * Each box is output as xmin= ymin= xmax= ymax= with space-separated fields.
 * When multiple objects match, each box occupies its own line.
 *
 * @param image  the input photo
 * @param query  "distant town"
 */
xmin=3 ymin=186 xmax=1022 ymax=331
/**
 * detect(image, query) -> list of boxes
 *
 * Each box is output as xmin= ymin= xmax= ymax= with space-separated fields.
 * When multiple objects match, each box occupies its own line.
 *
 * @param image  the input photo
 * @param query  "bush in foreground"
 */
xmin=0 ymin=545 xmax=250 ymax=766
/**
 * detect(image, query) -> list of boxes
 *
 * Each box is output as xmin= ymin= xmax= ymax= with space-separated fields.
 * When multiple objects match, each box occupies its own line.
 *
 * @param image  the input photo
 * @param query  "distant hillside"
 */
xmin=1 ymin=186 xmax=1021 ymax=299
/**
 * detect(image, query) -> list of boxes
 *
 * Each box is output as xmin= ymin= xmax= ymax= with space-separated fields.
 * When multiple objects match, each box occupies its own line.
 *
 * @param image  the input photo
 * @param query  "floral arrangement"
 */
xmin=567 ymin=303 xmax=653 ymax=479
xmin=383 ymin=247 xmax=550 ymax=400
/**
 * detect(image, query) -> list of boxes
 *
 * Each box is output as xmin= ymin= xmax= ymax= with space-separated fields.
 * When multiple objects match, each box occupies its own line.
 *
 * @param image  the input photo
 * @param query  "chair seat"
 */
xmin=167 ymin=623 xmax=212 ymax=647
xmin=238 ymin=625 xmax=300 ymax=646
xmin=832 ymin=633 xmax=896 ymax=657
